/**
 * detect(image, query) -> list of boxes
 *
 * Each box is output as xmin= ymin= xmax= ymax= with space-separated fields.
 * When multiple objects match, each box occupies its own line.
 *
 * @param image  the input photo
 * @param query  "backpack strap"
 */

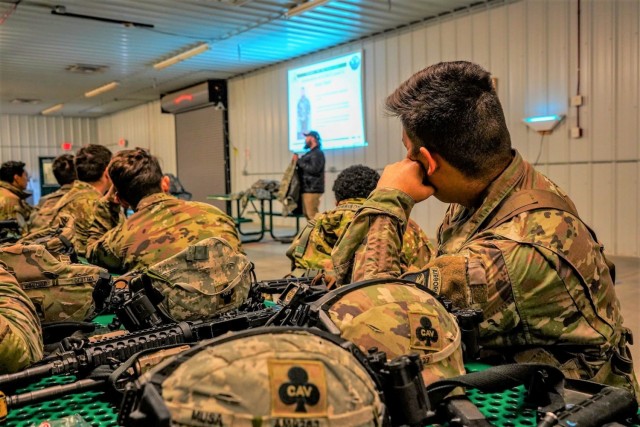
xmin=486 ymin=189 xmax=580 ymax=230
xmin=286 ymin=218 xmax=316 ymax=261
xmin=485 ymin=189 xmax=615 ymax=283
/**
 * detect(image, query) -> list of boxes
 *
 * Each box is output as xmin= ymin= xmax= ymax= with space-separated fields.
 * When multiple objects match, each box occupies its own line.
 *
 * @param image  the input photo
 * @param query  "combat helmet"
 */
xmin=305 ymin=278 xmax=466 ymax=385
xmin=121 ymin=327 xmax=385 ymax=427
xmin=120 ymin=237 xmax=253 ymax=323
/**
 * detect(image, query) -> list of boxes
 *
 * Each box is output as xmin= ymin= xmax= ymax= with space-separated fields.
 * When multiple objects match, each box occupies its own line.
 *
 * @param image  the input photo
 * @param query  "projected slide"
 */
xmin=288 ymin=51 xmax=367 ymax=151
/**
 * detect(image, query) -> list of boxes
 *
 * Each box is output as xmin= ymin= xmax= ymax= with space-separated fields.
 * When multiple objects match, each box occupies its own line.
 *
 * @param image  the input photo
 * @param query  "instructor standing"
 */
xmin=293 ymin=130 xmax=325 ymax=220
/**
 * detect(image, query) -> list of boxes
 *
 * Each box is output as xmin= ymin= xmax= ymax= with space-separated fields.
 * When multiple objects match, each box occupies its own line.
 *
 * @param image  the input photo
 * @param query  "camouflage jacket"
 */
xmin=287 ymin=198 xmax=434 ymax=275
xmin=28 ymin=183 xmax=73 ymax=231
xmin=0 ymin=267 xmax=43 ymax=373
xmin=332 ymin=151 xmax=627 ymax=365
xmin=0 ymin=181 xmax=33 ymax=234
xmin=47 ymin=181 xmax=114 ymax=256
xmin=86 ymin=192 xmax=243 ymax=274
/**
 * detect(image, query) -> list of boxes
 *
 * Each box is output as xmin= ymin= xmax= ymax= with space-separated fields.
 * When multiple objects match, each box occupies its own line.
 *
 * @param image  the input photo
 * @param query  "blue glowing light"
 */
xmin=524 ymin=115 xmax=562 ymax=123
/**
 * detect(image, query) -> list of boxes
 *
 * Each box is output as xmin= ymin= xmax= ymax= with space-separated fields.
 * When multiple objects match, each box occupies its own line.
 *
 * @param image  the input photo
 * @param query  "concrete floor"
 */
xmin=244 ymin=236 xmax=640 ymax=374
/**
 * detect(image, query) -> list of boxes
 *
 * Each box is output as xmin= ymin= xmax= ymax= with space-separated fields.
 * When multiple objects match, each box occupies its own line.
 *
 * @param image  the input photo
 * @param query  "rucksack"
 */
xmin=0 ymin=243 xmax=110 ymax=322
xmin=277 ymin=159 xmax=301 ymax=217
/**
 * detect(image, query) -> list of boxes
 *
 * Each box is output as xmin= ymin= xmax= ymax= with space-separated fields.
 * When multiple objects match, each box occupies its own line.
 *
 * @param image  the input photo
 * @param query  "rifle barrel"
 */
xmin=3 ymin=379 xmax=103 ymax=410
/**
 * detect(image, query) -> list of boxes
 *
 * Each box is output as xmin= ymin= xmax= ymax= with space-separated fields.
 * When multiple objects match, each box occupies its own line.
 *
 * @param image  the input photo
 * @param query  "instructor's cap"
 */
xmin=303 ymin=130 xmax=321 ymax=141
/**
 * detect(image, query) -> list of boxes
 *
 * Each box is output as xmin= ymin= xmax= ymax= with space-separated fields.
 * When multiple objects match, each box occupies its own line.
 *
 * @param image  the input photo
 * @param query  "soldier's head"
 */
xmin=332 ymin=165 xmax=379 ymax=203
xmin=75 ymin=144 xmax=112 ymax=183
xmin=108 ymin=147 xmax=167 ymax=210
xmin=386 ymin=61 xmax=512 ymax=204
xmin=0 ymin=161 xmax=28 ymax=190
xmin=303 ymin=130 xmax=320 ymax=149
xmin=52 ymin=154 xmax=76 ymax=186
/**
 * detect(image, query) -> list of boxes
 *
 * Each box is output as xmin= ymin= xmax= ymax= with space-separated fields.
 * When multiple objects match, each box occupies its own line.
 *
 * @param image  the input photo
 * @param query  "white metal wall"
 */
xmin=0 ymin=115 xmax=97 ymax=202
xmin=228 ymin=0 xmax=640 ymax=257
xmin=96 ymin=100 xmax=177 ymax=175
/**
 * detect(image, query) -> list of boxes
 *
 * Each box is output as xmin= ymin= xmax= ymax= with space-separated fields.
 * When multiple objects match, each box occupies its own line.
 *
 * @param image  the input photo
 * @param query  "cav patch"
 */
xmin=268 ymin=359 xmax=328 ymax=418
xmin=408 ymin=311 xmax=441 ymax=351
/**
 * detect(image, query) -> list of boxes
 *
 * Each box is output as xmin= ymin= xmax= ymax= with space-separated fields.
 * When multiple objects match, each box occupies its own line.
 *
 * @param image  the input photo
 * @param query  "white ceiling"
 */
xmin=0 ymin=0 xmax=496 ymax=117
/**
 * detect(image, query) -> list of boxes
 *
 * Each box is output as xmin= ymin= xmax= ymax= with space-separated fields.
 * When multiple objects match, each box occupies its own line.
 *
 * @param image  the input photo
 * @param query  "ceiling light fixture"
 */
xmin=285 ymin=0 xmax=332 ymax=18
xmin=51 ymin=5 xmax=154 ymax=28
xmin=153 ymin=43 xmax=209 ymax=70
xmin=41 ymin=104 xmax=64 ymax=115
xmin=84 ymin=81 xmax=120 ymax=98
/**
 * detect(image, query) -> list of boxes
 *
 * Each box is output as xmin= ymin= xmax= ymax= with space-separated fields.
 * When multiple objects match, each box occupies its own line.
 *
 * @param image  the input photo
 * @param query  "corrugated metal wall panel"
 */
xmin=96 ymin=101 xmax=176 ymax=174
xmin=229 ymin=0 xmax=640 ymax=256
xmin=0 ymin=115 xmax=97 ymax=202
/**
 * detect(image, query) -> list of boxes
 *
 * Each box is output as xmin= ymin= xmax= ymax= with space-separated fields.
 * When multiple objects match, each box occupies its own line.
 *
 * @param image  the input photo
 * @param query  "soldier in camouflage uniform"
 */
xmin=287 ymin=164 xmax=434 ymax=276
xmin=0 ymin=161 xmax=33 ymax=235
xmin=41 ymin=145 xmax=117 ymax=256
xmin=0 ymin=266 xmax=43 ymax=374
xmin=332 ymin=61 xmax=639 ymax=398
xmin=86 ymin=148 xmax=242 ymax=274
xmin=29 ymin=154 xmax=77 ymax=231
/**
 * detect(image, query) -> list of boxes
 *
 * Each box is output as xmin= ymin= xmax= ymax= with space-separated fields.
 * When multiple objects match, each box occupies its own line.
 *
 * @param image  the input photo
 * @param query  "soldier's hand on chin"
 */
xmin=376 ymin=159 xmax=435 ymax=202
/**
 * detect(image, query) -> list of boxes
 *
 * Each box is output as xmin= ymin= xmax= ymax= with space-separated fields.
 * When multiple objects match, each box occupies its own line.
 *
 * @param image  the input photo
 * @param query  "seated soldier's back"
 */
xmin=88 ymin=192 xmax=241 ymax=273
xmin=288 ymin=197 xmax=434 ymax=274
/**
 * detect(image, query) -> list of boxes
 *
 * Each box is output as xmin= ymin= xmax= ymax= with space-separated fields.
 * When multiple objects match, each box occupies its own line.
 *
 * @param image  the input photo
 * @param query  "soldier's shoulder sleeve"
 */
xmin=0 ymin=269 xmax=43 ymax=373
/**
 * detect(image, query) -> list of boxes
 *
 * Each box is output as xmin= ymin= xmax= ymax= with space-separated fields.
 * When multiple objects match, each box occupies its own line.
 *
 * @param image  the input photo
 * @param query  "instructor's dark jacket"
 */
xmin=297 ymin=147 xmax=325 ymax=193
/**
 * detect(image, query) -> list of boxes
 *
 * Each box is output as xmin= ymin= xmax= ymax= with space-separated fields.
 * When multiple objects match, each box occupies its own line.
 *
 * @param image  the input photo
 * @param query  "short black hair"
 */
xmin=0 ymin=161 xmax=26 ymax=183
xmin=52 ymin=154 xmax=76 ymax=186
xmin=385 ymin=61 xmax=512 ymax=179
xmin=108 ymin=148 xmax=164 ymax=209
xmin=332 ymin=165 xmax=380 ymax=202
xmin=75 ymin=144 xmax=112 ymax=182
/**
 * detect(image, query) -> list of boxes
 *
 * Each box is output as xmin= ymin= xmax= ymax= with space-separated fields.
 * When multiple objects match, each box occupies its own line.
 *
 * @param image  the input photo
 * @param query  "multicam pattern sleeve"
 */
xmin=332 ymin=188 xmax=414 ymax=284
xmin=0 ymin=268 xmax=43 ymax=373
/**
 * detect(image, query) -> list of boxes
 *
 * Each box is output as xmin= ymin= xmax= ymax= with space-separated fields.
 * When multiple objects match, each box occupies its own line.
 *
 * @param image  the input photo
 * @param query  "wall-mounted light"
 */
xmin=523 ymin=115 xmax=565 ymax=134
xmin=153 ymin=43 xmax=209 ymax=70
xmin=285 ymin=0 xmax=332 ymax=18
xmin=85 ymin=81 xmax=119 ymax=98
xmin=41 ymin=103 xmax=64 ymax=115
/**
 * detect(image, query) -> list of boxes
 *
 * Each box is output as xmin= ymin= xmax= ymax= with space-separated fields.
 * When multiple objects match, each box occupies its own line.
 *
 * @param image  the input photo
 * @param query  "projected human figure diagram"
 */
xmin=297 ymin=87 xmax=311 ymax=139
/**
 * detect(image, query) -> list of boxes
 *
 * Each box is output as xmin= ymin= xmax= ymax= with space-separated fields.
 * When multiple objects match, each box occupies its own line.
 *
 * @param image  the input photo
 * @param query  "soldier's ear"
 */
xmin=160 ymin=175 xmax=171 ymax=193
xmin=418 ymin=146 xmax=438 ymax=176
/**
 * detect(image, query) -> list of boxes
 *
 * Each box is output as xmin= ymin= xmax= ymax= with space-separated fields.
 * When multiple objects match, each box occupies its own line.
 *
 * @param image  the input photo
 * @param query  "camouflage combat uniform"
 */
xmin=333 ymin=150 xmax=639 ymax=397
xmin=45 ymin=180 xmax=115 ymax=256
xmin=287 ymin=197 xmax=434 ymax=275
xmin=0 ymin=267 xmax=43 ymax=374
xmin=86 ymin=192 xmax=242 ymax=274
xmin=28 ymin=183 xmax=73 ymax=231
xmin=0 ymin=181 xmax=33 ymax=234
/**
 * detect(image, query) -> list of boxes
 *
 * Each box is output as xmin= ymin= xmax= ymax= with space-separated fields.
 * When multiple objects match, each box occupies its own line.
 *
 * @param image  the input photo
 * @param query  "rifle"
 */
xmin=92 ymin=272 xmax=323 ymax=332
xmin=0 ymin=279 xmax=327 ymax=415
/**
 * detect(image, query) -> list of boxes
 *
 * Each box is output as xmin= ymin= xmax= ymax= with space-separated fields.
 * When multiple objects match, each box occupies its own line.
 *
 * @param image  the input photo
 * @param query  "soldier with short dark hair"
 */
xmin=333 ymin=61 xmax=639 ymax=398
xmin=287 ymin=164 xmax=434 ymax=276
xmin=86 ymin=148 xmax=241 ymax=274
xmin=0 ymin=161 xmax=32 ymax=234
xmin=29 ymin=154 xmax=77 ymax=230
xmin=43 ymin=145 xmax=116 ymax=256
xmin=0 ymin=267 xmax=43 ymax=373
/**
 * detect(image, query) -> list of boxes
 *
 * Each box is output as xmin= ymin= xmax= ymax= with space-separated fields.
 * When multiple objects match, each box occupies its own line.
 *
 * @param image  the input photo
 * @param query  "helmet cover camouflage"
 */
xmin=0 ymin=243 xmax=107 ymax=322
xmin=137 ymin=328 xmax=383 ymax=427
xmin=144 ymin=237 xmax=252 ymax=321
xmin=314 ymin=281 xmax=465 ymax=385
